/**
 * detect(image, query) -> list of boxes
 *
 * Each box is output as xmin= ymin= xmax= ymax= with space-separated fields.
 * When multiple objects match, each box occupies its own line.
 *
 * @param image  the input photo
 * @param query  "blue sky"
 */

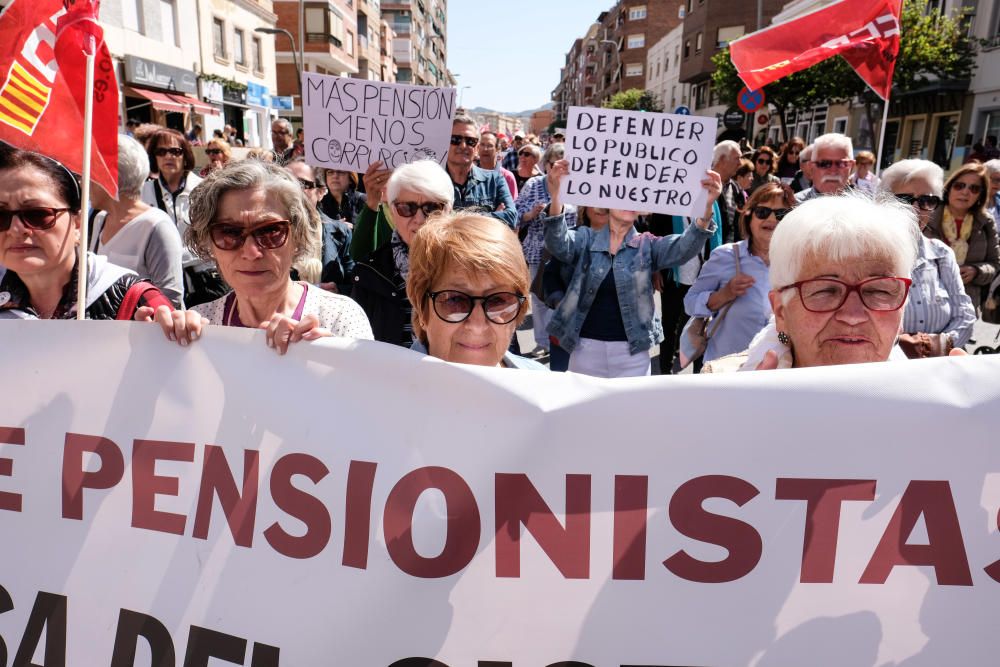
xmin=447 ymin=0 xmax=616 ymax=113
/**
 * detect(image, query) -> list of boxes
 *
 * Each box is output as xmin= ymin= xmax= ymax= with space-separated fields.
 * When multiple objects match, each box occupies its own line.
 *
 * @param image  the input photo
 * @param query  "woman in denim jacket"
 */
xmin=543 ymin=160 xmax=723 ymax=377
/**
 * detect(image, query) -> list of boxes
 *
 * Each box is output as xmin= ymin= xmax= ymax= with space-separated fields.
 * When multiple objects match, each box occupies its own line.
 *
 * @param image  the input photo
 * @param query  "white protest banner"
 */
xmin=302 ymin=72 xmax=456 ymax=172
xmin=1 ymin=321 xmax=999 ymax=666
xmin=560 ymin=105 xmax=716 ymax=217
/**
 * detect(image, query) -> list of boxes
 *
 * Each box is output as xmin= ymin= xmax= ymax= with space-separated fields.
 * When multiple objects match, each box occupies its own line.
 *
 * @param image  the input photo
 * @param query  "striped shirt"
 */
xmin=903 ymin=236 xmax=977 ymax=347
xmin=515 ymin=175 xmax=576 ymax=266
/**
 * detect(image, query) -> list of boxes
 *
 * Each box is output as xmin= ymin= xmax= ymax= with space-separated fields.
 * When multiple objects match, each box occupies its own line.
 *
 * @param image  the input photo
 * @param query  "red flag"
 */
xmin=729 ymin=0 xmax=901 ymax=100
xmin=0 ymin=0 xmax=118 ymax=196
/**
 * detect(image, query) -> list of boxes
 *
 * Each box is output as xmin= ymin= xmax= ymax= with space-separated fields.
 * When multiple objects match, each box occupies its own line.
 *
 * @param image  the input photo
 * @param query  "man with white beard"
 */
xmin=795 ymin=133 xmax=855 ymax=203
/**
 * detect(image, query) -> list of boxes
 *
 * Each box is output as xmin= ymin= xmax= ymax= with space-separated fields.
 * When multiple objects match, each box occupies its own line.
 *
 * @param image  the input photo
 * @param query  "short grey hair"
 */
xmin=519 ymin=143 xmax=542 ymax=160
xmin=451 ymin=115 xmax=478 ymax=134
xmin=984 ymin=159 xmax=1000 ymax=177
xmin=186 ymin=160 xmax=320 ymax=263
xmin=812 ymin=132 xmax=853 ymax=158
xmin=386 ymin=159 xmax=455 ymax=208
xmin=117 ymin=134 xmax=150 ymax=199
xmin=799 ymin=144 xmax=813 ymax=163
xmin=272 ymin=118 xmax=293 ymax=134
xmin=769 ymin=191 xmax=919 ymax=297
xmin=879 ymin=159 xmax=945 ymax=197
xmin=541 ymin=142 xmax=564 ymax=173
xmin=712 ymin=140 xmax=740 ymax=165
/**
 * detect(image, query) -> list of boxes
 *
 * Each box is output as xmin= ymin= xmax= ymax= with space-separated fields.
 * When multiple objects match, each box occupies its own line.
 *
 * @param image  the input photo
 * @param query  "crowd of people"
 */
xmin=2 ymin=116 xmax=997 ymax=376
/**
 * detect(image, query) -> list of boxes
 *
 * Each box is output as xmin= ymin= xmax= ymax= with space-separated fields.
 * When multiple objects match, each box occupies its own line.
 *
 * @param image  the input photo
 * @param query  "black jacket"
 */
xmin=0 ymin=268 xmax=165 ymax=320
xmin=350 ymin=243 xmax=412 ymax=347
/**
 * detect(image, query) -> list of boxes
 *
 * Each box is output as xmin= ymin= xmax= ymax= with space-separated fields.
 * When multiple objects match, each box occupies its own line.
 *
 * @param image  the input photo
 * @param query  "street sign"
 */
xmin=674 ymin=105 xmax=691 ymax=115
xmin=737 ymin=87 xmax=765 ymax=113
xmin=757 ymin=113 xmax=770 ymax=125
xmin=723 ymin=107 xmax=745 ymax=130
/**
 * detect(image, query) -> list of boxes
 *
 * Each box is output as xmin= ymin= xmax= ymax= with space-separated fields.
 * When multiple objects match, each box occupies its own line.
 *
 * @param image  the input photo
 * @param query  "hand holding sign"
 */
xmin=547 ymin=158 xmax=570 ymax=217
xmin=696 ymin=170 xmax=723 ymax=228
xmin=363 ymin=160 xmax=392 ymax=212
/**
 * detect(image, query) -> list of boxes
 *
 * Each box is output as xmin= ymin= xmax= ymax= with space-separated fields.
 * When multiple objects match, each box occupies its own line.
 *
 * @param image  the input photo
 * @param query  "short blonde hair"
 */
xmin=406 ymin=212 xmax=530 ymax=346
xmin=206 ymin=138 xmax=232 ymax=160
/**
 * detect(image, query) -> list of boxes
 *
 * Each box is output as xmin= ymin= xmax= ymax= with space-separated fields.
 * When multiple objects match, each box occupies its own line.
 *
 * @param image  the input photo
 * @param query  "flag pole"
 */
xmin=75 ymin=50 xmax=96 ymax=320
xmin=874 ymin=94 xmax=891 ymax=177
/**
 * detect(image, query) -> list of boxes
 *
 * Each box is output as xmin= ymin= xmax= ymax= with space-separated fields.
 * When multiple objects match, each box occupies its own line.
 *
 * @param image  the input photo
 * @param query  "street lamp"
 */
xmin=255 ymin=27 xmax=303 ymax=102
xmin=460 ymin=85 xmax=471 ymax=108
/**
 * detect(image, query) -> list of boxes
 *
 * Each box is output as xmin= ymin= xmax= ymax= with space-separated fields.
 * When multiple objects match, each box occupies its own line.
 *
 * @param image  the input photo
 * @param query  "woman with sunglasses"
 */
xmin=924 ymin=162 xmax=1000 ymax=313
xmin=684 ymin=183 xmax=794 ymax=365
xmin=748 ymin=146 xmax=780 ymax=196
xmin=350 ymin=159 xmax=454 ymax=346
xmin=0 ymin=144 xmax=173 ymax=320
xmin=878 ymin=160 xmax=976 ymax=357
xmin=775 ymin=137 xmax=805 ymax=183
xmin=405 ymin=213 xmax=545 ymax=369
xmin=513 ymin=144 xmax=542 ymax=193
xmin=711 ymin=192 xmax=920 ymax=371
xmin=142 ymin=128 xmax=226 ymax=307
xmin=143 ymin=160 xmax=372 ymax=353
xmin=198 ymin=139 xmax=231 ymax=177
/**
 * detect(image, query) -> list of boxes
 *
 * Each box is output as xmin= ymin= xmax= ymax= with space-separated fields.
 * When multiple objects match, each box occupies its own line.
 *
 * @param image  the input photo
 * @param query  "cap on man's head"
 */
xmin=514 ymin=131 xmax=525 ymax=139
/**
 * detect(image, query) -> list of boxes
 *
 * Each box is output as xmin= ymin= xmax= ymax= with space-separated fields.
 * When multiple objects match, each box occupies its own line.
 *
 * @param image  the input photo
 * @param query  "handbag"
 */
xmin=678 ymin=246 xmax=743 ymax=369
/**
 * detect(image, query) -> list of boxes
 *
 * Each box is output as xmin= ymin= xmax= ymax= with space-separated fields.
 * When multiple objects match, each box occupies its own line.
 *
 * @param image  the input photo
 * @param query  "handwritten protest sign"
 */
xmin=303 ymin=73 xmax=456 ymax=172
xmin=560 ymin=105 xmax=716 ymax=216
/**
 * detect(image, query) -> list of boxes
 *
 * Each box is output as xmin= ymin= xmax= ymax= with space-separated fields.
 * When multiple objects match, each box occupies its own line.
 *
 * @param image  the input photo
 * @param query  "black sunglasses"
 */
xmin=208 ymin=220 xmax=291 ymax=251
xmin=392 ymin=201 xmax=446 ymax=217
xmin=450 ymin=135 xmax=479 ymax=148
xmin=155 ymin=147 xmax=184 ymax=158
xmin=518 ymin=150 xmax=535 ymax=157
xmin=751 ymin=206 xmax=791 ymax=221
xmin=951 ymin=181 xmax=982 ymax=195
xmin=297 ymin=178 xmax=320 ymax=190
xmin=0 ymin=207 xmax=73 ymax=232
xmin=896 ymin=193 xmax=942 ymax=212
xmin=427 ymin=290 xmax=526 ymax=325
xmin=756 ymin=158 xmax=772 ymax=165
xmin=205 ymin=148 xmax=224 ymax=156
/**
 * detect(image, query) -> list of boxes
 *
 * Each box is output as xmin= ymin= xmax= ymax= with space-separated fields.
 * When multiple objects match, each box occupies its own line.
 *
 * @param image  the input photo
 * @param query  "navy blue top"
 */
xmin=579 ymin=269 xmax=628 ymax=341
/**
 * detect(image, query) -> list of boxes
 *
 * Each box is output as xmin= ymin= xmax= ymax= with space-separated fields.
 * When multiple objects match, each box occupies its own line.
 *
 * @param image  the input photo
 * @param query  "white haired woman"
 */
xmin=880 ymin=159 xmax=976 ymax=356
xmin=90 ymin=135 xmax=185 ymax=307
xmin=143 ymin=160 xmax=373 ymax=353
xmin=724 ymin=192 xmax=921 ymax=371
xmin=351 ymin=159 xmax=455 ymax=346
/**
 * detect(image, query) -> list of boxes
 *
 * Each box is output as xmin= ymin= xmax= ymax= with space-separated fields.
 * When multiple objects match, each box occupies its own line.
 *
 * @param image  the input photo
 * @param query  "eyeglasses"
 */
xmin=751 ymin=206 xmax=791 ymax=221
xmin=426 ymin=290 xmax=526 ymax=325
xmin=518 ymin=150 xmax=535 ymax=158
xmin=951 ymin=181 xmax=982 ymax=195
xmin=450 ymin=135 xmax=479 ymax=148
xmin=895 ymin=193 xmax=942 ymax=211
xmin=756 ymin=158 xmax=772 ymax=165
xmin=392 ymin=201 xmax=446 ymax=218
xmin=813 ymin=159 xmax=852 ymax=170
xmin=780 ymin=277 xmax=912 ymax=313
xmin=0 ymin=207 xmax=72 ymax=232
xmin=208 ymin=220 xmax=291 ymax=251
xmin=297 ymin=178 xmax=320 ymax=190
xmin=205 ymin=148 xmax=224 ymax=156
xmin=154 ymin=147 xmax=184 ymax=158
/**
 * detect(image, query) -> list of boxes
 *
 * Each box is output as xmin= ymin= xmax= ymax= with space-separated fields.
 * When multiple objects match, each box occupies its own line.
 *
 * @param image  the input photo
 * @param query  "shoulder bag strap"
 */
xmin=116 ymin=282 xmax=164 ymax=320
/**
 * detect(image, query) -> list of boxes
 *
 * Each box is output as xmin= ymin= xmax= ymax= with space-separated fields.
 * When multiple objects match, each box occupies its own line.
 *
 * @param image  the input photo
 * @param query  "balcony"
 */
xmin=307 ymin=33 xmax=343 ymax=49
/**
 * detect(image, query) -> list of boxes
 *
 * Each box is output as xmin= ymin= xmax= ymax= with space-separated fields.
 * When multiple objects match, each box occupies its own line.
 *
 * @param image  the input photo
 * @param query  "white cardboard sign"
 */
xmin=560 ymin=105 xmax=716 ymax=216
xmin=302 ymin=72 xmax=456 ymax=172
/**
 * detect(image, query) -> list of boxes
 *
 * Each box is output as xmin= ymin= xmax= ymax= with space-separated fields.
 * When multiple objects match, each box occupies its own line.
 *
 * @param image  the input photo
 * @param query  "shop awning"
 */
xmin=125 ymin=88 xmax=221 ymax=116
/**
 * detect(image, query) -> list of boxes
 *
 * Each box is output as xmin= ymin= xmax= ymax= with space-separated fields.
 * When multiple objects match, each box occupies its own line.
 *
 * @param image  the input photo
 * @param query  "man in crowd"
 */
xmin=795 ymin=133 xmax=854 ymax=202
xmin=986 ymin=159 xmax=1000 ymax=223
xmin=790 ymin=144 xmax=814 ymax=194
xmin=285 ymin=158 xmax=354 ymax=294
xmin=477 ymin=130 xmax=519 ymax=199
xmin=712 ymin=140 xmax=744 ymax=244
xmin=270 ymin=118 xmax=295 ymax=162
xmin=447 ymin=116 xmax=518 ymax=228
xmin=503 ymin=131 xmax=526 ymax=172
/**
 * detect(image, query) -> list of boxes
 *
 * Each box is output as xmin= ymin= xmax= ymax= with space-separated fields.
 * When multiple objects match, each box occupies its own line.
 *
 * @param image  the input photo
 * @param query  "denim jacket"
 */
xmin=452 ymin=165 xmax=518 ymax=229
xmin=544 ymin=213 xmax=716 ymax=354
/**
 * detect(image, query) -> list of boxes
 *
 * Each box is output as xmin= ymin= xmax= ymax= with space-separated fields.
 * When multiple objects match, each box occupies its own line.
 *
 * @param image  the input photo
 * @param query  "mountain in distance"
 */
xmin=467 ymin=102 xmax=554 ymax=117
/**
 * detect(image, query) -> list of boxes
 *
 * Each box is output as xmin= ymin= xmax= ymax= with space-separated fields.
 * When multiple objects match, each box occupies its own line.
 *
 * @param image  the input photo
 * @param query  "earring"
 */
xmin=777 ymin=331 xmax=791 ymax=346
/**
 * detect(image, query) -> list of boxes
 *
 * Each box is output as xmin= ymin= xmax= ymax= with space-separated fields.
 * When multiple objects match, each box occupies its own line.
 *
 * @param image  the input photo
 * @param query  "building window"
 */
xmin=684 ymin=39 xmax=690 ymax=58
xmin=252 ymin=36 xmax=263 ymax=73
xmin=346 ymin=29 xmax=355 ymax=55
xmin=159 ymin=0 xmax=178 ymax=47
xmin=833 ymin=117 xmax=848 ymax=134
xmin=234 ymin=29 xmax=246 ymax=67
xmin=695 ymin=32 xmax=703 ymax=53
xmin=716 ymin=25 xmax=744 ymax=49
xmin=627 ymin=34 xmax=645 ymax=49
xmin=626 ymin=62 xmax=643 ymax=77
xmin=122 ymin=0 xmax=143 ymax=33
xmin=212 ymin=17 xmax=226 ymax=59
xmin=629 ymin=5 xmax=647 ymax=20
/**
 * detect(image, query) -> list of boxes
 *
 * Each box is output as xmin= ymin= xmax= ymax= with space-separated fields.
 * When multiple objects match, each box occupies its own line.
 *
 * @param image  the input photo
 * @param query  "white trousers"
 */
xmin=569 ymin=338 xmax=651 ymax=378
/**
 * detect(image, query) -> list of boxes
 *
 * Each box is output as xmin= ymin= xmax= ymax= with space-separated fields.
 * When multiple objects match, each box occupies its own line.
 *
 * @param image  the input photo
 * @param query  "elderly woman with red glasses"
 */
xmin=350 ymin=159 xmax=455 ymax=346
xmin=924 ymin=162 xmax=1000 ymax=314
xmin=144 ymin=160 xmax=372 ymax=353
xmin=0 ymin=144 xmax=173 ymax=320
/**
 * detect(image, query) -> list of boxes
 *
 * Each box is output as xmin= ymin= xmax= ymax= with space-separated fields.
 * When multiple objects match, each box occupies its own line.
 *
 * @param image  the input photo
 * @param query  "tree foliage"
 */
xmin=602 ymin=89 xmax=664 ymax=112
xmin=710 ymin=0 xmax=976 ymax=141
